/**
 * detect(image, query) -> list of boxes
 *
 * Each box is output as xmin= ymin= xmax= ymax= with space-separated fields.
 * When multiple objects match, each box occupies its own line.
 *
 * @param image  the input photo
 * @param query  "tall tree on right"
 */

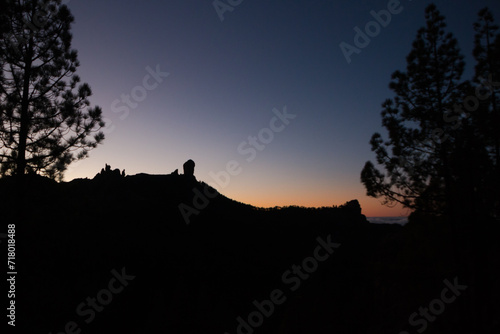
xmin=361 ymin=4 xmax=468 ymax=216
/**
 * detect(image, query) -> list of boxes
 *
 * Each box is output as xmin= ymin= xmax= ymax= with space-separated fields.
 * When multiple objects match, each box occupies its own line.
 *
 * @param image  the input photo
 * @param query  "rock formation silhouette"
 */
xmin=93 ymin=164 xmax=125 ymax=180
xmin=183 ymin=159 xmax=195 ymax=179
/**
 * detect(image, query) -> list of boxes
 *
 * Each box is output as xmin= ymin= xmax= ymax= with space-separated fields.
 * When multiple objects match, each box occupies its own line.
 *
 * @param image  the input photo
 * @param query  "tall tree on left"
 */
xmin=0 ymin=0 xmax=105 ymax=180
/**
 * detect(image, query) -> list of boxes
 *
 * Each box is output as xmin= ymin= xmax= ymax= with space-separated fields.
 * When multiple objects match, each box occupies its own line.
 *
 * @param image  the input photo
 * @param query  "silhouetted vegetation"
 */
xmin=361 ymin=4 xmax=500 ymax=332
xmin=0 ymin=0 xmax=105 ymax=180
xmin=362 ymin=4 xmax=499 ymax=220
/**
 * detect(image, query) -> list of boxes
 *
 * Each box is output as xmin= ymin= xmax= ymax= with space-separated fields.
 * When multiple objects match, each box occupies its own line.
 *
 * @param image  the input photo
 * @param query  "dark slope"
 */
xmin=1 ymin=173 xmax=496 ymax=333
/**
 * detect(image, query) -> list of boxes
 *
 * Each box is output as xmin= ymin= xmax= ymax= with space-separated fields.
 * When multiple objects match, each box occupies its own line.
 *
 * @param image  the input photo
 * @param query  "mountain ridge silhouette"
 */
xmin=1 ymin=166 xmax=497 ymax=333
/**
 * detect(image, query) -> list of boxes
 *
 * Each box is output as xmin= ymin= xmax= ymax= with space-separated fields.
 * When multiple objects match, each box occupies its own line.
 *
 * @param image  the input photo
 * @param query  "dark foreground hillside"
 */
xmin=0 ymin=171 xmax=498 ymax=333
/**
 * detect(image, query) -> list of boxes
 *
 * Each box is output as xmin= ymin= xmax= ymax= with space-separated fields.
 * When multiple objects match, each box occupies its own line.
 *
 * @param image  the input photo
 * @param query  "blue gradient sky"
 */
xmin=63 ymin=0 xmax=500 ymax=216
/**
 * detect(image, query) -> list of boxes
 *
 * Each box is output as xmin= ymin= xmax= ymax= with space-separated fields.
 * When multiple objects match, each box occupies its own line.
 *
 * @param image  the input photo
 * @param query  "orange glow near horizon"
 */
xmin=64 ymin=161 xmax=410 ymax=218
xmin=234 ymin=196 xmax=408 ymax=217
xmin=220 ymin=187 xmax=409 ymax=217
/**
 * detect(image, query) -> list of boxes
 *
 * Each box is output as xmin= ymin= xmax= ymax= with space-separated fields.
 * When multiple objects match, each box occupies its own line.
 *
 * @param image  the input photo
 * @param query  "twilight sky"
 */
xmin=62 ymin=0 xmax=500 ymax=217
